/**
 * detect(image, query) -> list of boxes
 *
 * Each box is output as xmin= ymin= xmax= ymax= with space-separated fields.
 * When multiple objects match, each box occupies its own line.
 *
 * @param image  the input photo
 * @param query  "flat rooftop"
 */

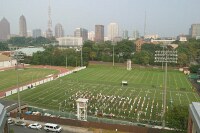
xmin=189 ymin=102 xmax=200 ymax=133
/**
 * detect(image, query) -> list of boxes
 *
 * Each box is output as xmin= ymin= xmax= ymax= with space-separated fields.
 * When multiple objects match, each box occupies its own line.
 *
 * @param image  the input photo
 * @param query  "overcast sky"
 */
xmin=1 ymin=0 xmax=200 ymax=37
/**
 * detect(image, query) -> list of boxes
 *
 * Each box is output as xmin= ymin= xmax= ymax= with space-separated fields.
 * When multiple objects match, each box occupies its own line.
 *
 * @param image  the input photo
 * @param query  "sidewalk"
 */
xmin=12 ymin=117 xmax=94 ymax=133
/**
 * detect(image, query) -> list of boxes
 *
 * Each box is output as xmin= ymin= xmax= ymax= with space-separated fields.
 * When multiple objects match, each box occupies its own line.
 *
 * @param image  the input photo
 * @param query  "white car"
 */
xmin=7 ymin=118 xmax=14 ymax=124
xmin=28 ymin=123 xmax=42 ymax=129
xmin=44 ymin=123 xmax=62 ymax=132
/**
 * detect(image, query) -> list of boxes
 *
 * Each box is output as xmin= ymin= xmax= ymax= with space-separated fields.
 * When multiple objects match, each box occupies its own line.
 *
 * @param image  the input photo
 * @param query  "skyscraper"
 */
xmin=88 ymin=31 xmax=95 ymax=41
xmin=19 ymin=15 xmax=27 ymax=37
xmin=74 ymin=28 xmax=88 ymax=41
xmin=32 ymin=29 xmax=42 ymax=38
xmin=0 ymin=17 xmax=10 ymax=41
xmin=95 ymin=25 xmax=104 ymax=42
xmin=108 ymin=23 xmax=119 ymax=41
xmin=55 ymin=23 xmax=64 ymax=38
xmin=189 ymin=24 xmax=200 ymax=38
xmin=122 ymin=30 xmax=129 ymax=39
xmin=46 ymin=0 xmax=53 ymax=38
xmin=133 ymin=30 xmax=140 ymax=40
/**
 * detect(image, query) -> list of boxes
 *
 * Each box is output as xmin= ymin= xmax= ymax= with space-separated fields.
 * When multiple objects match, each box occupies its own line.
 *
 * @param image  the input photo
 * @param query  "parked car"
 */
xmin=44 ymin=123 xmax=62 ymax=132
xmin=15 ymin=121 xmax=26 ymax=127
xmin=7 ymin=118 xmax=14 ymax=124
xmin=28 ymin=123 xmax=42 ymax=129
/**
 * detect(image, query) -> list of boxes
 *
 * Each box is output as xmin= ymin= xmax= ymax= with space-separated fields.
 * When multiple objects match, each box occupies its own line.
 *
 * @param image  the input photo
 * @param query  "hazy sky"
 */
xmin=1 ymin=0 xmax=200 ymax=37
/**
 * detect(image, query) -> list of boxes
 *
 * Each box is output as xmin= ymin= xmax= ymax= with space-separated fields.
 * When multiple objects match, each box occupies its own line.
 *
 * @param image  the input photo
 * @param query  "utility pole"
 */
xmin=154 ymin=50 xmax=177 ymax=128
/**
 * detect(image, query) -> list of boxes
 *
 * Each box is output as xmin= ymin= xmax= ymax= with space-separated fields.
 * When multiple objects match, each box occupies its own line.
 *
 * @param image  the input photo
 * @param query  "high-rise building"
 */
xmin=95 ymin=25 xmax=104 ymax=42
xmin=19 ymin=15 xmax=27 ymax=37
xmin=133 ymin=30 xmax=140 ymax=40
xmin=27 ymin=31 xmax=32 ymax=37
xmin=144 ymin=34 xmax=158 ymax=40
xmin=122 ymin=30 xmax=129 ymax=39
xmin=74 ymin=28 xmax=88 ymax=41
xmin=32 ymin=29 xmax=42 ymax=38
xmin=88 ymin=31 xmax=95 ymax=41
xmin=55 ymin=23 xmax=64 ymax=38
xmin=0 ymin=17 xmax=10 ymax=41
xmin=189 ymin=24 xmax=200 ymax=38
xmin=56 ymin=37 xmax=83 ymax=47
xmin=108 ymin=23 xmax=119 ymax=41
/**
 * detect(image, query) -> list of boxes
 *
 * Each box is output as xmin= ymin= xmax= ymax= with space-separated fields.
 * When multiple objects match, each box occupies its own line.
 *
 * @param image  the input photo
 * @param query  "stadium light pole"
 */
xmin=112 ymin=42 xmax=115 ymax=66
xmin=81 ymin=46 xmax=83 ymax=67
xmin=13 ymin=51 xmax=24 ymax=118
xmin=66 ymin=54 xmax=68 ymax=68
xmin=161 ymin=45 xmax=165 ymax=70
xmin=154 ymin=49 xmax=177 ymax=128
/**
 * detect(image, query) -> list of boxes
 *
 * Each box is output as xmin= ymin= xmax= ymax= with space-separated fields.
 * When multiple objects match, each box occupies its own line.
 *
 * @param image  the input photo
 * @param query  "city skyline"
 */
xmin=1 ymin=0 xmax=200 ymax=37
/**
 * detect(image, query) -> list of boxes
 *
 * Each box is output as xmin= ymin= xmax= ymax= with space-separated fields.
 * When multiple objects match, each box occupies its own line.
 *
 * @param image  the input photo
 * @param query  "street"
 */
xmin=9 ymin=124 xmax=89 ymax=133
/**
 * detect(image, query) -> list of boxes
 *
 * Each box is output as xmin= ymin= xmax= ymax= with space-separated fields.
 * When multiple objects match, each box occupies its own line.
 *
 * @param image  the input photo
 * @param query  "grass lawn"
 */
xmin=0 ymin=67 xmax=58 ymax=91
xmin=5 ymin=64 xmax=200 ymax=125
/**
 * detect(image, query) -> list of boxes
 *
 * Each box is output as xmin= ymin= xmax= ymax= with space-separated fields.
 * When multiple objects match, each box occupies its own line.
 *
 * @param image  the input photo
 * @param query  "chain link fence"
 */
xmin=28 ymin=106 xmax=137 ymax=126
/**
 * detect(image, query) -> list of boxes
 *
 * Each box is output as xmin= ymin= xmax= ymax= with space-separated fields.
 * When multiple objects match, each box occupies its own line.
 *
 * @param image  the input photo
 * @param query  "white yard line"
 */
xmin=173 ymin=74 xmax=178 ymax=90
xmin=178 ymin=92 xmax=182 ymax=104
xmin=193 ymin=93 xmax=199 ymax=101
xmin=185 ymin=93 xmax=191 ymax=103
xmin=170 ymin=91 xmax=172 ymax=101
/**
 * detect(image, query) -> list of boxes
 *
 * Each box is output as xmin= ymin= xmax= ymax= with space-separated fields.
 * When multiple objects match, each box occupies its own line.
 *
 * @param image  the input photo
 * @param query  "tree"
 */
xmin=178 ymin=53 xmax=189 ymax=67
xmin=166 ymin=105 xmax=188 ymax=131
xmin=0 ymin=42 xmax=9 ymax=50
xmin=189 ymin=65 xmax=200 ymax=73
xmin=132 ymin=51 xmax=151 ymax=65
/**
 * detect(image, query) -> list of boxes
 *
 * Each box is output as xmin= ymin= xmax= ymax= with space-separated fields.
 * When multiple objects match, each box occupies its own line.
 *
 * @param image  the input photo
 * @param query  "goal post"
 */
xmin=127 ymin=59 xmax=132 ymax=70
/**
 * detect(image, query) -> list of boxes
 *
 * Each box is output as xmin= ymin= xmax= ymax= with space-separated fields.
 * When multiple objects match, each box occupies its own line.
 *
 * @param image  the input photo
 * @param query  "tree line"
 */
xmin=1 ymin=37 xmax=200 ymax=71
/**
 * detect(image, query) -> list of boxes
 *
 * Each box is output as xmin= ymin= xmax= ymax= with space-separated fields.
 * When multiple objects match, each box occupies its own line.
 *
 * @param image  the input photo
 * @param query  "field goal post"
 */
xmin=127 ymin=59 xmax=132 ymax=70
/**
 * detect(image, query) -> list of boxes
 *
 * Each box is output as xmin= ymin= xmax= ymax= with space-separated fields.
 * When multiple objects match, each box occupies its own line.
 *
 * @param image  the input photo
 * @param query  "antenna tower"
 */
xmin=46 ymin=0 xmax=53 ymax=38
xmin=144 ymin=11 xmax=146 ymax=37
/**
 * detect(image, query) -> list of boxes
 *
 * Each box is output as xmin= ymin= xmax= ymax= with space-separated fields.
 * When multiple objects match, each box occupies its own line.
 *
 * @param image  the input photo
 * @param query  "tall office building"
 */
xmin=19 ymin=15 xmax=27 ymax=37
xmin=32 ymin=29 xmax=42 ymax=38
xmin=189 ymin=24 xmax=200 ymax=38
xmin=122 ymin=30 xmax=129 ymax=39
xmin=133 ymin=30 xmax=140 ymax=40
xmin=108 ymin=23 xmax=119 ymax=41
xmin=95 ymin=25 xmax=104 ymax=42
xmin=55 ymin=23 xmax=64 ymax=38
xmin=0 ymin=17 xmax=10 ymax=41
xmin=74 ymin=28 xmax=88 ymax=41
xmin=88 ymin=31 xmax=95 ymax=41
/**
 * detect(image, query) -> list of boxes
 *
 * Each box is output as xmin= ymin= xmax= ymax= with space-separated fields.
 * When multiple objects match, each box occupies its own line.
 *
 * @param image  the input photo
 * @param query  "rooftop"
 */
xmin=15 ymin=47 xmax=44 ymax=56
xmin=190 ymin=102 xmax=200 ymax=132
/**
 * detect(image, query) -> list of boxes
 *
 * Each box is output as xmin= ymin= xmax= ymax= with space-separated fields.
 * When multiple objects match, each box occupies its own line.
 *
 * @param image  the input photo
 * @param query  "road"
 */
xmin=9 ymin=124 xmax=87 ymax=133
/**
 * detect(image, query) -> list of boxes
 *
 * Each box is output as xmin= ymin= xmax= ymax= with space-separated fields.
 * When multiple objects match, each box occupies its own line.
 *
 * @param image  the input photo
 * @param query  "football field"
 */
xmin=0 ymin=67 xmax=58 ymax=91
xmin=5 ymin=64 xmax=200 ymax=124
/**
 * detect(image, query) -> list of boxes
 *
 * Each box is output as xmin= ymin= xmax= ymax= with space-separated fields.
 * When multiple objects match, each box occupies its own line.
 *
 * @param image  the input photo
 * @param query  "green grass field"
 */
xmin=5 ymin=64 xmax=200 ymax=124
xmin=0 ymin=67 xmax=58 ymax=91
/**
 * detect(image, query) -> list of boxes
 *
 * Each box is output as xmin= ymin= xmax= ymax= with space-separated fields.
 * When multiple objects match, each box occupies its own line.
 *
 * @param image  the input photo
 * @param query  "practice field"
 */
xmin=6 ymin=64 xmax=200 ymax=124
xmin=0 ymin=67 xmax=58 ymax=91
